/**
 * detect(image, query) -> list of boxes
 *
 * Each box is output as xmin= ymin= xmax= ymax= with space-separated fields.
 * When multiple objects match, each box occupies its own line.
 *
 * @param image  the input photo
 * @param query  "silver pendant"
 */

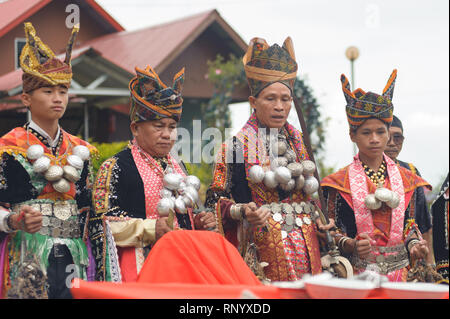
xmin=163 ymin=173 xmax=183 ymax=191
xmin=157 ymin=197 xmax=175 ymax=216
xmin=33 ymin=156 xmax=51 ymax=173
xmin=375 ymin=187 xmax=393 ymax=202
xmin=301 ymin=160 xmax=316 ymax=176
xmin=287 ymin=162 xmax=303 ymax=177
xmin=45 ymin=165 xmax=64 ymax=182
xmin=295 ymin=174 xmax=305 ymax=190
xmin=263 ymin=171 xmax=278 ymax=189
xmin=295 ymin=217 xmax=303 ymax=227
xmin=281 ymin=230 xmax=288 ymax=239
xmin=63 ymin=165 xmax=81 ymax=182
xmin=271 ymin=141 xmax=287 ymax=156
xmin=303 ymin=176 xmax=319 ymax=195
xmin=174 ymin=196 xmax=187 ymax=214
xmin=185 ymin=175 xmax=201 ymax=191
xmin=249 ymin=165 xmax=265 ymax=184
xmin=364 ymin=194 xmax=382 ymax=210
xmin=303 ymin=216 xmax=311 ymax=225
xmin=72 ymin=145 xmax=90 ymax=161
xmin=27 ymin=144 xmax=44 ymax=161
xmin=52 ymin=178 xmax=71 ymax=194
xmin=386 ymin=191 xmax=400 ymax=209
xmin=274 ymin=166 xmax=291 ymax=184
xmin=280 ymin=178 xmax=295 ymax=192
xmin=67 ymin=155 xmax=84 ymax=170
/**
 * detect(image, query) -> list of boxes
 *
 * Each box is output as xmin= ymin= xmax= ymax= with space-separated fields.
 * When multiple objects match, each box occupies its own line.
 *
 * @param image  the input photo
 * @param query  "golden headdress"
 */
xmin=20 ymin=22 xmax=79 ymax=93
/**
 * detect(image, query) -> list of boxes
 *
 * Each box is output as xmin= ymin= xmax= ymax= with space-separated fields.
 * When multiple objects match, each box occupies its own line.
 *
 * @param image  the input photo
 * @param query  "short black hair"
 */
xmin=391 ymin=115 xmax=403 ymax=132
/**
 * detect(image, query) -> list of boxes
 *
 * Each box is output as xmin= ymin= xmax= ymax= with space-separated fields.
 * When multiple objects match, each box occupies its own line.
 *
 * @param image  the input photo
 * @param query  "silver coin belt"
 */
xmin=260 ymin=202 xmax=317 ymax=239
xmin=12 ymin=202 xmax=81 ymax=239
xmin=351 ymin=244 xmax=409 ymax=275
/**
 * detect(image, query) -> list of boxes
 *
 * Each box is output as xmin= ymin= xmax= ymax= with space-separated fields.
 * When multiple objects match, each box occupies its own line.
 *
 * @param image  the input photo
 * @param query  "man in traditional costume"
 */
xmin=431 ymin=174 xmax=449 ymax=283
xmin=205 ymin=37 xmax=332 ymax=282
xmin=93 ymin=66 xmax=216 ymax=282
xmin=0 ymin=23 xmax=98 ymax=298
xmin=321 ymin=70 xmax=431 ymax=282
xmin=385 ymin=115 xmax=433 ymax=264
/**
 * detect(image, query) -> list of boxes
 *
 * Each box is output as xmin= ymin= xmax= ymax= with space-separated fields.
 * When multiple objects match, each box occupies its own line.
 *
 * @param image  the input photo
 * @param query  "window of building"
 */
xmin=14 ymin=38 xmax=27 ymax=69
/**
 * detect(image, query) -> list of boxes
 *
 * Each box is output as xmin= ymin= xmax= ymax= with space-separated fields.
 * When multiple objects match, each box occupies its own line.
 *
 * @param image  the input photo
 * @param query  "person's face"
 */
xmin=350 ymin=118 xmax=389 ymax=161
xmin=385 ymin=126 xmax=404 ymax=160
xmin=21 ymin=85 xmax=68 ymax=122
xmin=130 ymin=118 xmax=177 ymax=157
xmin=249 ymin=82 xmax=292 ymax=129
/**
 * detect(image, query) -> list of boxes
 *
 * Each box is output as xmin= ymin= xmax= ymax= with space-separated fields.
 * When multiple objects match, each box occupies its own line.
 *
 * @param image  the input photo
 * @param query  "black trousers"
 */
xmin=47 ymin=244 xmax=75 ymax=299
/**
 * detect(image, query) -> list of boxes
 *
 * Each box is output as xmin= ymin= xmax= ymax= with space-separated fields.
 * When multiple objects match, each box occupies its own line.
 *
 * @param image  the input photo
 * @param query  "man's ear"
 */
xmin=21 ymin=92 xmax=31 ymax=108
xmin=349 ymin=128 xmax=356 ymax=143
xmin=248 ymin=96 xmax=257 ymax=110
xmin=130 ymin=121 xmax=139 ymax=137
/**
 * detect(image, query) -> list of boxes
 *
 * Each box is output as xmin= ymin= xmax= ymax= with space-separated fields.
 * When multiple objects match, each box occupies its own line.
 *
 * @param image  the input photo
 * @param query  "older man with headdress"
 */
xmin=205 ymin=37 xmax=331 ymax=282
xmin=93 ymin=66 xmax=216 ymax=282
xmin=321 ymin=70 xmax=432 ymax=282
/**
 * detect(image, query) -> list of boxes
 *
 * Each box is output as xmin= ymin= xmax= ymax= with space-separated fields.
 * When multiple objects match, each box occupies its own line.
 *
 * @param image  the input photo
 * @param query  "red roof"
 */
xmin=0 ymin=0 xmax=124 ymax=39
xmin=78 ymin=9 xmax=229 ymax=74
xmin=0 ymin=9 xmax=246 ymax=95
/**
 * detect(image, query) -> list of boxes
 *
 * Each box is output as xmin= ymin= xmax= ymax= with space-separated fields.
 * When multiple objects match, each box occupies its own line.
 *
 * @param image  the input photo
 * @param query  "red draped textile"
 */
xmin=137 ymin=230 xmax=261 ymax=285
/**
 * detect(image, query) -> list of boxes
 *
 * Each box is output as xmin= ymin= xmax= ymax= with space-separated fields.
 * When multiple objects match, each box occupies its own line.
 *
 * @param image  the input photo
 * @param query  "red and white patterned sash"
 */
xmin=130 ymin=139 xmax=190 ymax=225
xmin=349 ymin=153 xmax=405 ymax=246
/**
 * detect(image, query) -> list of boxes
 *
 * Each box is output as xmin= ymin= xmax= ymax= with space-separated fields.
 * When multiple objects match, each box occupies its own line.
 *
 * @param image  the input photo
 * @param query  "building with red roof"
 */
xmin=0 ymin=0 xmax=249 ymax=143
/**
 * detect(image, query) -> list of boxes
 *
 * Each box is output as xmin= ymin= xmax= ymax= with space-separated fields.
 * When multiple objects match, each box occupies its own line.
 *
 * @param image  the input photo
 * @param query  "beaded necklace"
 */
xmin=363 ymin=160 xmax=387 ymax=186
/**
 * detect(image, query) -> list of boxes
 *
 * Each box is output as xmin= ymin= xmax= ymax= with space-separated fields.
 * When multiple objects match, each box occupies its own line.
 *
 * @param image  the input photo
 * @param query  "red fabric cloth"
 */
xmin=117 ymin=247 xmax=139 ymax=282
xmin=70 ymin=280 xmax=279 ymax=299
xmin=137 ymin=230 xmax=262 ymax=285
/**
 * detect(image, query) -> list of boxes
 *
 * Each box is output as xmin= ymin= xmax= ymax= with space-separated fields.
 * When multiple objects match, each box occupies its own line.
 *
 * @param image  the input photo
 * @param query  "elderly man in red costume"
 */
xmin=321 ymin=70 xmax=431 ymax=281
xmin=93 ymin=66 xmax=216 ymax=282
xmin=205 ymin=37 xmax=334 ymax=282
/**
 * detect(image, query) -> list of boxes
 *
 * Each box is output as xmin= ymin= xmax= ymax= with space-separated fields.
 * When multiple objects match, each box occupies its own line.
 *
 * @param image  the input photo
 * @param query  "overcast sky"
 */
xmin=97 ymin=0 xmax=449 ymax=189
